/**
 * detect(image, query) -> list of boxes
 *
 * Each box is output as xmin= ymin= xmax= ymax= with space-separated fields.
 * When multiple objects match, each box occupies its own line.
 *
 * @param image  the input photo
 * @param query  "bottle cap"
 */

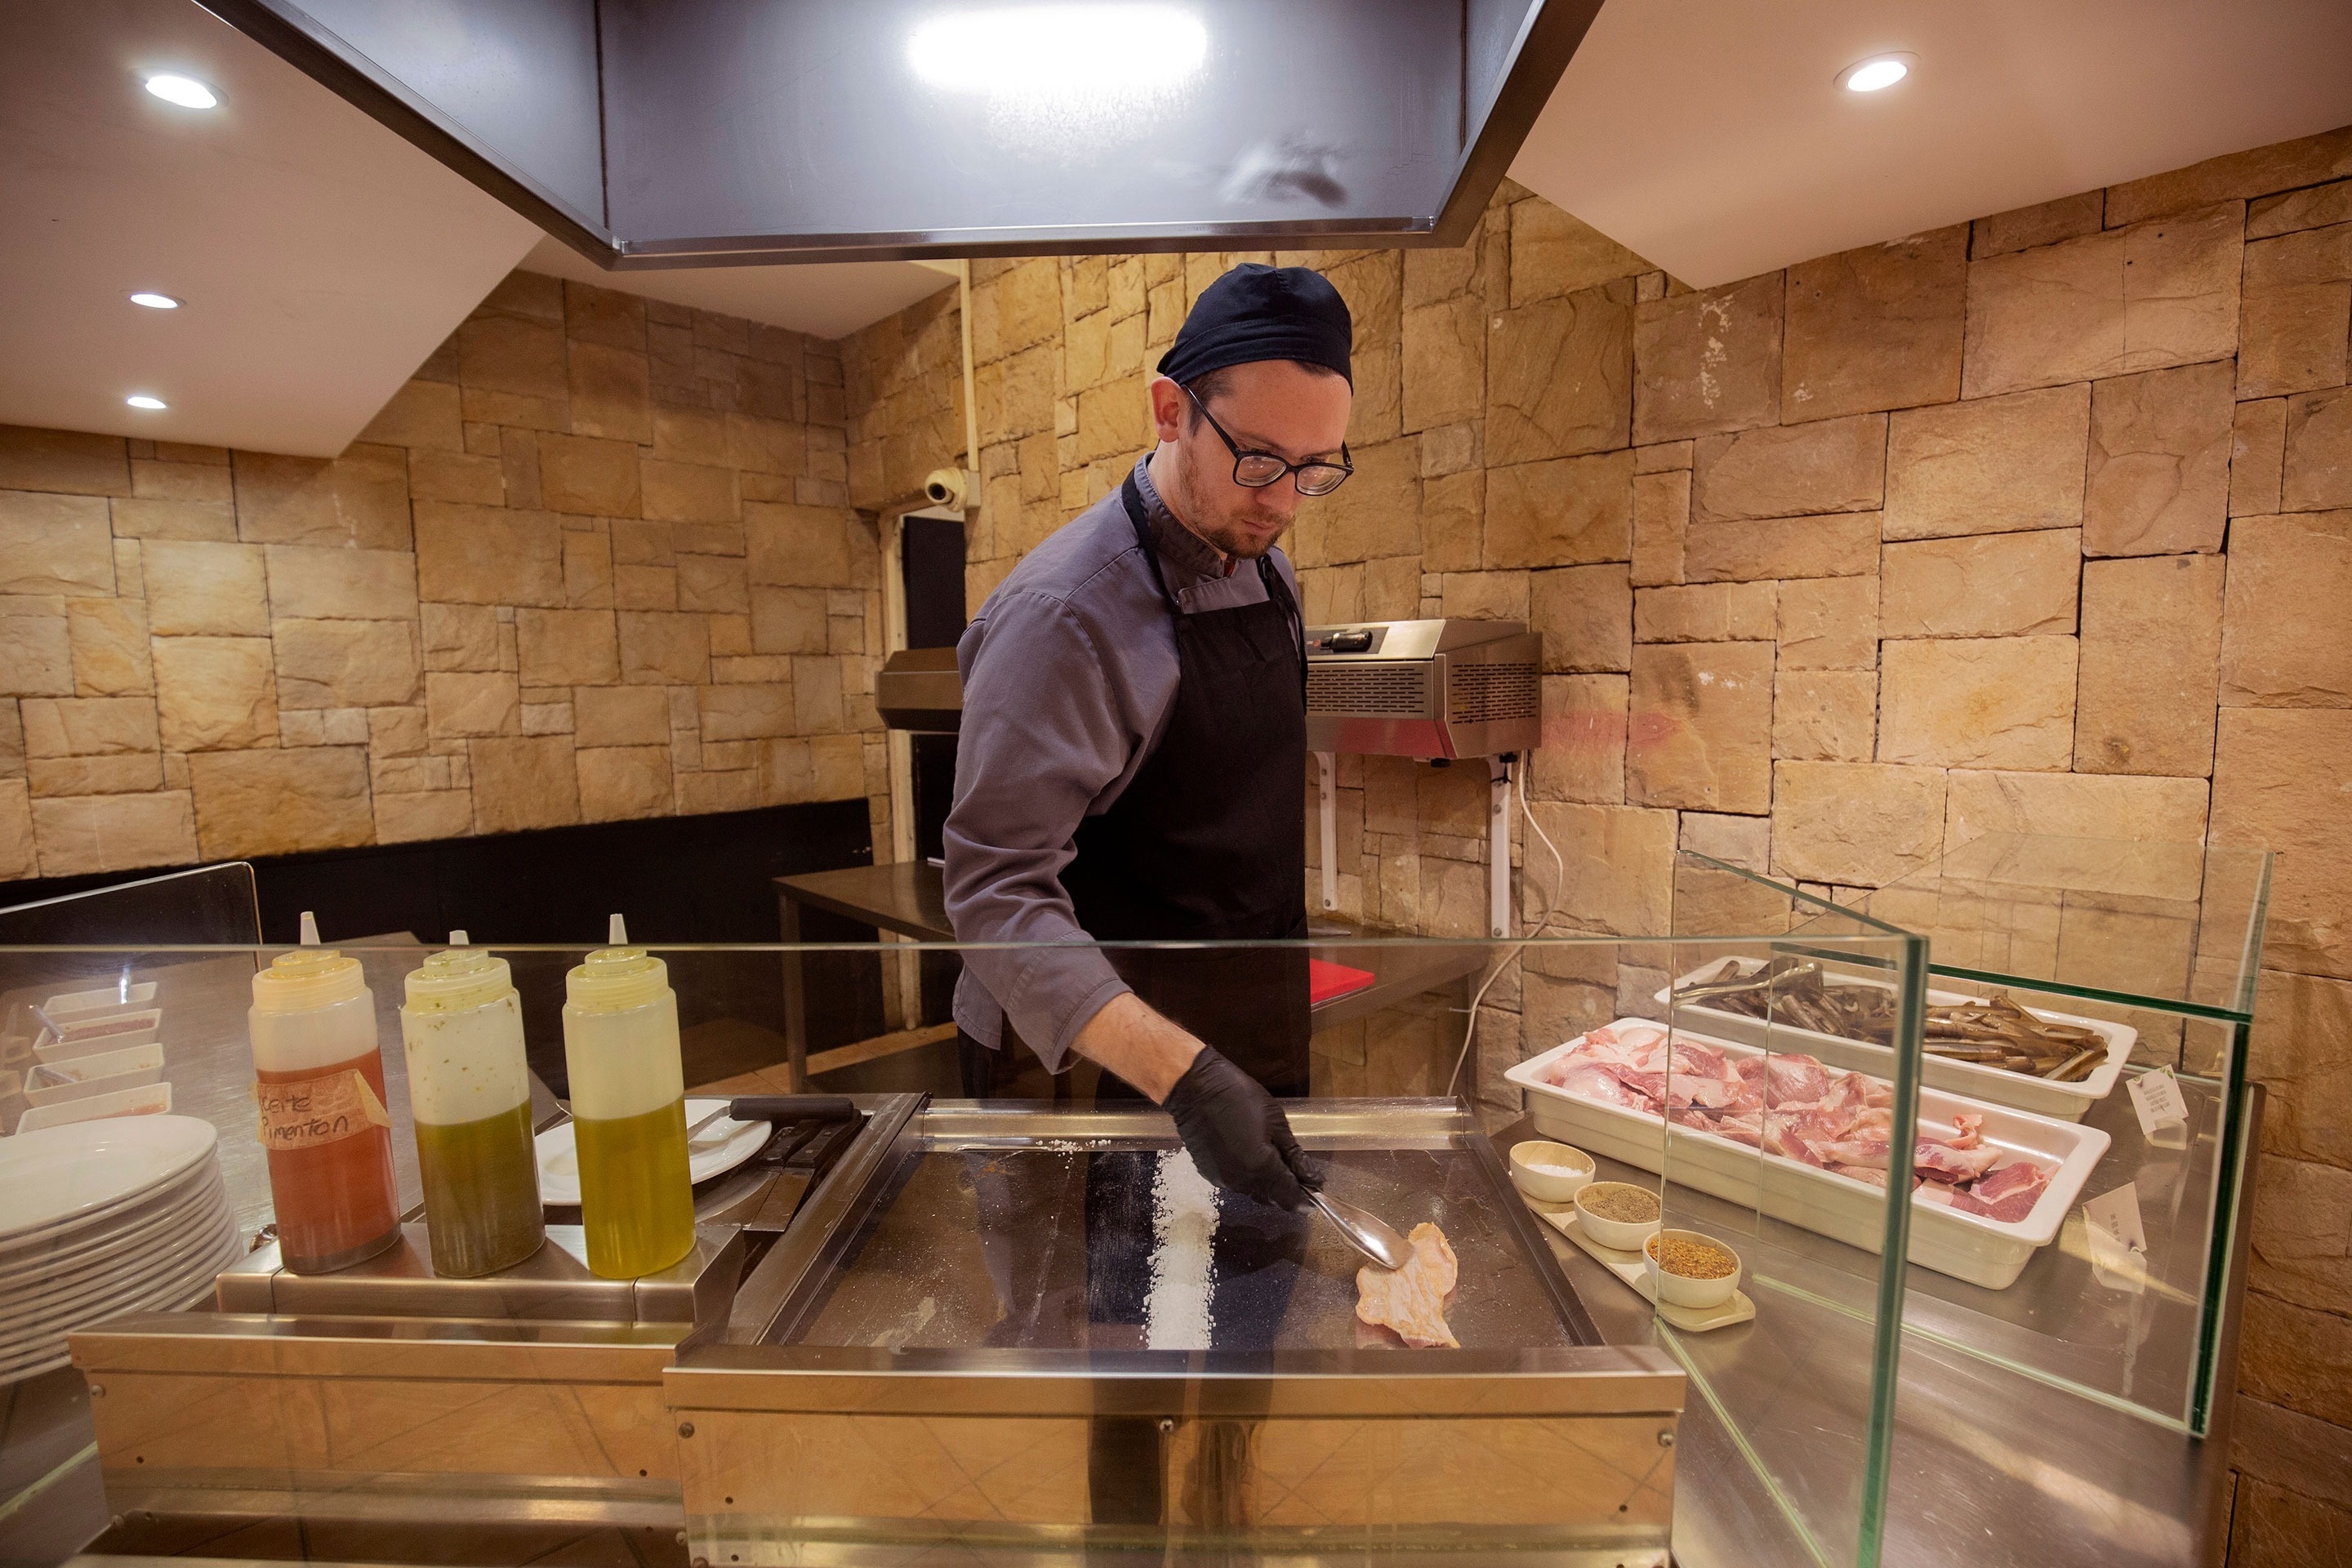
xmin=403 ymin=947 xmax=514 ymax=1013
xmin=252 ymin=947 xmax=367 ymax=1014
xmin=565 ymin=946 xmax=669 ymax=1013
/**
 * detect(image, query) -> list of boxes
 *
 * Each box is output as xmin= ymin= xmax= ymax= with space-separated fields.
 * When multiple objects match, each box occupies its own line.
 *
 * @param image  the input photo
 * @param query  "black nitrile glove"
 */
xmin=1161 ymin=1046 xmax=1323 ymax=1211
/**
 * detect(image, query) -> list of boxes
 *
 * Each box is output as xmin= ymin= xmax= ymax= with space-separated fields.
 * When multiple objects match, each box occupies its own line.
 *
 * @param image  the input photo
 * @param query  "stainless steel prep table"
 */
xmin=772 ymin=862 xmax=1486 ymax=1085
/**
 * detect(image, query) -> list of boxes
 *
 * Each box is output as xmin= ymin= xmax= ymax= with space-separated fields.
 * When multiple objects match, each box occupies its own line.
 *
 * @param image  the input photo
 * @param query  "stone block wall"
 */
xmin=838 ymin=125 xmax=2352 ymax=1550
xmin=0 ymin=270 xmax=891 ymax=880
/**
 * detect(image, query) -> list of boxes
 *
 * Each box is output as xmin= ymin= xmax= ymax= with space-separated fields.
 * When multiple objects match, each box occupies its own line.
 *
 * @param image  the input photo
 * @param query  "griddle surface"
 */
xmin=780 ymin=1143 xmax=1580 ymax=1352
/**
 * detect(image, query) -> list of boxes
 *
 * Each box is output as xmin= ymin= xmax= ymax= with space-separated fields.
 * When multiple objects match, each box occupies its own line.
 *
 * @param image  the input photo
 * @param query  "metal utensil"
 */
xmin=684 ymin=1102 xmax=737 ymax=1143
xmin=1307 ymin=1188 xmax=1414 ymax=1271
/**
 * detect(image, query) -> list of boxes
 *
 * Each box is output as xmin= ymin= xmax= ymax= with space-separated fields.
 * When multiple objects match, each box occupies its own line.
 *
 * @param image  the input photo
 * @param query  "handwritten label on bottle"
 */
xmin=256 ymin=1070 xmax=390 ymax=1152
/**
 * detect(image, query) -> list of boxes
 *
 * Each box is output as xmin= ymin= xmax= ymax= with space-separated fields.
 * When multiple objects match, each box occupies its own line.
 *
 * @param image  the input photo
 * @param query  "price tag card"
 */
xmin=2082 ymin=1182 xmax=2149 ymax=1294
xmin=2128 ymin=1066 xmax=2190 ymax=1147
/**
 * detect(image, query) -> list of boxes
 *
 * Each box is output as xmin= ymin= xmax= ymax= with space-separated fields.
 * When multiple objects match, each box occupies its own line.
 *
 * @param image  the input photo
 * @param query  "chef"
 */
xmin=945 ymin=263 xmax=1356 ymax=1214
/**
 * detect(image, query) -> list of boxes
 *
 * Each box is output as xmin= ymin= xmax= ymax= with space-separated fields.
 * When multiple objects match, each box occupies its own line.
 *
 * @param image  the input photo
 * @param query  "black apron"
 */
xmin=1056 ymin=472 xmax=1314 ymax=1098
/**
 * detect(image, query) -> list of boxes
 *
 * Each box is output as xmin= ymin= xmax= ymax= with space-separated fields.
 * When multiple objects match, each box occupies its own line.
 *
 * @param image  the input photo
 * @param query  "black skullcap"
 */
xmin=1156 ymin=263 xmax=1352 ymax=387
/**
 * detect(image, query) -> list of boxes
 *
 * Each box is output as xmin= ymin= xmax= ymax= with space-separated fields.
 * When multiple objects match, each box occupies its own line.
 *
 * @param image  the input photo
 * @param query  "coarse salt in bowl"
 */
xmin=1508 ymin=1139 xmax=1595 ymax=1204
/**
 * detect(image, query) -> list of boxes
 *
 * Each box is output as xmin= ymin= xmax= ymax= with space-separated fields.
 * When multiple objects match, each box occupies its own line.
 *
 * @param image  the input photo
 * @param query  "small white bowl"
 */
xmin=34 ymin=1009 xmax=163 ymax=1062
xmin=24 ymin=1043 xmax=167 ymax=1107
xmin=1646 ymin=1228 xmax=1743 ymax=1310
xmin=16 ymin=1079 xmax=172 ymax=1133
xmin=1509 ymin=1139 xmax=1595 ymax=1204
xmin=1572 ymin=1181 xmax=1664 ymax=1252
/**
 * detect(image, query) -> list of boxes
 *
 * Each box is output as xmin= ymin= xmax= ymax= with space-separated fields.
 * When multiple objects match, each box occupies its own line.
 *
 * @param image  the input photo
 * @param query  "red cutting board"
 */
xmin=1309 ymin=958 xmax=1376 ymax=1005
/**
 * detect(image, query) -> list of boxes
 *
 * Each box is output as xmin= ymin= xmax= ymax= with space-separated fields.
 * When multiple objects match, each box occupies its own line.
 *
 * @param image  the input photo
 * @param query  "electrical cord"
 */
xmin=1446 ymin=757 xmax=1567 ymax=1097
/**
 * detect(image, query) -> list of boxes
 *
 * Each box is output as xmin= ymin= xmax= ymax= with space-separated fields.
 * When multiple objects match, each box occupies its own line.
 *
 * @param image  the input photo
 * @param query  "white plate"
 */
xmin=0 ymin=1209 xmax=234 ymax=1330
xmin=0 ymin=1192 xmax=226 ymax=1300
xmin=0 ymin=1215 xmax=236 ymax=1356
xmin=0 ymin=1178 xmax=228 ymax=1297
xmin=16 ymin=1080 xmax=172 ymax=1134
xmin=1655 ymin=960 xmax=2135 ymax=1122
xmin=533 ymin=1099 xmax=771 ymax=1207
xmin=0 ymin=1155 xmax=224 ymax=1265
xmin=0 ymin=1116 xmax=218 ymax=1245
xmin=5 ymin=1232 xmax=240 ymax=1384
xmin=1506 ymin=1019 xmax=2112 ymax=1291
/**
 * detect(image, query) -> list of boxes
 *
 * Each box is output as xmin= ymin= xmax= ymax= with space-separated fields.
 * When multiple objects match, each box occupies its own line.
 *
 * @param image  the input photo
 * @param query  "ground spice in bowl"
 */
xmin=1579 ymin=1185 xmax=1660 ymax=1224
xmin=1647 ymin=1234 xmax=1738 ymax=1280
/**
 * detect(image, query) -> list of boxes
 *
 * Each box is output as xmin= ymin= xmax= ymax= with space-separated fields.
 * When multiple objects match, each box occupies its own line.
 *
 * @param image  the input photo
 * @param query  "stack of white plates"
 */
xmin=0 ymin=1116 xmax=243 ymax=1382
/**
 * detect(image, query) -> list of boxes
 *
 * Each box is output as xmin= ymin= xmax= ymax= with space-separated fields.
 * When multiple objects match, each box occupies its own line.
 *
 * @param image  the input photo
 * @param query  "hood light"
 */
xmin=1838 ymin=56 xmax=1913 ymax=93
xmin=144 ymin=74 xmax=220 ymax=109
xmin=126 ymin=394 xmax=168 ymax=411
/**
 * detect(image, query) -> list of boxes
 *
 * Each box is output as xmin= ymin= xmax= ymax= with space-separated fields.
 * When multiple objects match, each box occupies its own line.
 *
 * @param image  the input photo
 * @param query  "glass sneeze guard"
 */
xmin=3 ymin=915 xmax=1932 ymax=1568
xmin=1715 ymin=832 xmax=2271 ymax=1437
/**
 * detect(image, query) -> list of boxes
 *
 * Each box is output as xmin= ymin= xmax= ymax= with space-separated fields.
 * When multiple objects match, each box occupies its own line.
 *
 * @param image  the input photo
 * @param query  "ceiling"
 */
xmin=1512 ymin=0 xmax=2352 ymax=288
xmin=0 ymin=0 xmax=540 ymax=457
xmin=8 ymin=1 xmax=2352 ymax=457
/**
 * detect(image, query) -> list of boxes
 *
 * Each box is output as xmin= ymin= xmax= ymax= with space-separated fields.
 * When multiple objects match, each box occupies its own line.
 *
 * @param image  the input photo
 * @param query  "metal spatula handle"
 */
xmin=1308 ymin=1188 xmax=1413 ymax=1271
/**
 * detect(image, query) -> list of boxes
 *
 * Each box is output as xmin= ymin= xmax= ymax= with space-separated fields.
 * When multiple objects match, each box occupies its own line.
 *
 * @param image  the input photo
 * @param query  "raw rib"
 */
xmin=1356 ymin=1221 xmax=1460 ymax=1348
xmin=1531 ymin=1027 xmax=2058 ymax=1223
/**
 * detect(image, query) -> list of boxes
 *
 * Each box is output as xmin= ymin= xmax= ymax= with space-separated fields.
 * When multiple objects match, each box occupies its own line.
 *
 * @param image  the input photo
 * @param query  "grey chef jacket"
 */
xmin=945 ymin=455 xmax=1303 ymax=1071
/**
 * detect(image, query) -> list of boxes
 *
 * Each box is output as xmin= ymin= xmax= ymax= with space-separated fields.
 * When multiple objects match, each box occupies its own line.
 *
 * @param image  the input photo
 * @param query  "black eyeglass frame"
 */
xmin=1181 ymin=383 xmax=1353 ymax=497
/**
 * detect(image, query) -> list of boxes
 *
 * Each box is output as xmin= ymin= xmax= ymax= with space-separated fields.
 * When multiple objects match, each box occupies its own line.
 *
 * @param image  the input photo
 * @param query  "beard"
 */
xmin=1171 ymin=466 xmax=1291 ymax=560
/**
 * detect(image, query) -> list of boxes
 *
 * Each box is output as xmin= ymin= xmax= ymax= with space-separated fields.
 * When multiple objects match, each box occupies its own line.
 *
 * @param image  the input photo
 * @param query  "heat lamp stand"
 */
xmin=1489 ymin=755 xmax=1513 ymax=938
xmin=1316 ymin=751 xmax=1338 ymax=912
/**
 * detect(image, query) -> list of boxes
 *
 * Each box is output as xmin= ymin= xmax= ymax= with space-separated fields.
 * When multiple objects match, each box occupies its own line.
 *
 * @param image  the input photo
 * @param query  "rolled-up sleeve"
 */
xmin=944 ymin=589 xmax=1139 ymax=1070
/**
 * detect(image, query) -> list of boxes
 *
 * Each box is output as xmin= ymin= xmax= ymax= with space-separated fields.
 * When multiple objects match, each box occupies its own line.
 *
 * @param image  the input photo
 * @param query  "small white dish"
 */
xmin=24 ymin=1051 xmax=165 ymax=1107
xmin=43 ymin=982 xmax=158 ymax=1019
xmin=1571 ymin=1181 xmax=1664 ymax=1252
xmin=16 ymin=1080 xmax=172 ymax=1134
xmin=35 ymin=1009 xmax=163 ymax=1062
xmin=534 ymin=1098 xmax=772 ymax=1207
xmin=1509 ymin=1139 xmax=1595 ymax=1204
xmin=1646 ymin=1228 xmax=1743 ymax=1311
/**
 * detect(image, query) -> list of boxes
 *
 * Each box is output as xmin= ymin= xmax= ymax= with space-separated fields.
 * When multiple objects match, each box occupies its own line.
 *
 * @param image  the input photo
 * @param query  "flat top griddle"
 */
xmin=756 ymin=1100 xmax=1597 ymax=1354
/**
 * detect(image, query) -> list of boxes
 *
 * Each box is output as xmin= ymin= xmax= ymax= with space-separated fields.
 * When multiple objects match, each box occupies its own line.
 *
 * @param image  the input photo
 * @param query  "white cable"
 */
xmin=1446 ymin=759 xmax=1566 ymax=1097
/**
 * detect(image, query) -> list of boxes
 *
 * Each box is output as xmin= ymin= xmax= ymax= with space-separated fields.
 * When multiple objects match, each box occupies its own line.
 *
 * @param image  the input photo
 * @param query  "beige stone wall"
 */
xmin=0 ymin=270 xmax=893 ymax=880
xmin=837 ymin=127 xmax=2352 ymax=1546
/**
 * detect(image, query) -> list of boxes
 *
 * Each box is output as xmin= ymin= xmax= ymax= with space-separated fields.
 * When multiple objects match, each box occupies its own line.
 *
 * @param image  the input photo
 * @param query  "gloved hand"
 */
xmin=1161 ymin=1046 xmax=1323 ymax=1211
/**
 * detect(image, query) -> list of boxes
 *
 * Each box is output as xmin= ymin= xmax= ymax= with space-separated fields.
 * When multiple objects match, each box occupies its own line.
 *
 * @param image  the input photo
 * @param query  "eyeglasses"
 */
xmin=1182 ymin=384 xmax=1352 ymax=497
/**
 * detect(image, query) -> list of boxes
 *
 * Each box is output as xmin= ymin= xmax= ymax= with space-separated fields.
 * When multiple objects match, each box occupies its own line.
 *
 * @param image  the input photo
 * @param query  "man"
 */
xmin=946 ymin=263 xmax=1356 ymax=1214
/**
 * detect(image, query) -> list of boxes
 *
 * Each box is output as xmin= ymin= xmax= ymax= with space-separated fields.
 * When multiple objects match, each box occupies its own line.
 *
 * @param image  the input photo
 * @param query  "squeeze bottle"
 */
xmin=250 ymin=912 xmax=402 ymax=1273
xmin=400 ymin=935 xmax=545 ymax=1277
xmin=562 ymin=915 xmax=695 ymax=1278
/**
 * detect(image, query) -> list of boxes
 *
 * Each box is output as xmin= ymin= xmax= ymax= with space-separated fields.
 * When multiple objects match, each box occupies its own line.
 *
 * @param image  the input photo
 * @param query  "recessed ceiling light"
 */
xmin=126 ymin=394 xmax=168 ymax=411
xmin=1838 ymin=55 xmax=1913 ymax=93
xmin=128 ymin=292 xmax=182 ymax=310
xmin=144 ymin=73 xmax=219 ymax=109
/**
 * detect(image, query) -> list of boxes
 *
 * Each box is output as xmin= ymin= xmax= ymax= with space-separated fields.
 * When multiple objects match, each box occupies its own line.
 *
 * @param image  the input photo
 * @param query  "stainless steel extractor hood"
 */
xmin=196 ymin=1 xmax=1602 ymax=267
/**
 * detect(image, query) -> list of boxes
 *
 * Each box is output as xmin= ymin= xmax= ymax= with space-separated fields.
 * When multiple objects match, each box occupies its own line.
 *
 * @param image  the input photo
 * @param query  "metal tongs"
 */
xmin=1307 ymin=1188 xmax=1413 ymax=1271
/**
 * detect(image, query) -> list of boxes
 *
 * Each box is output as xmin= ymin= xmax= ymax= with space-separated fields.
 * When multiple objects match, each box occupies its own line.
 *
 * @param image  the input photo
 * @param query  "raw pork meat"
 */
xmin=1530 ymin=1026 xmax=2056 ymax=1223
xmin=1356 ymin=1222 xmax=1460 ymax=1348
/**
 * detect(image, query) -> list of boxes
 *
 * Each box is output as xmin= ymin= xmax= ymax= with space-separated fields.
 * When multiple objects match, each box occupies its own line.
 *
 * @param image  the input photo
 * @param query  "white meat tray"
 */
xmin=1654 ymin=959 xmax=2134 ymax=1123
xmin=1505 ymin=1020 xmax=2112 ymax=1290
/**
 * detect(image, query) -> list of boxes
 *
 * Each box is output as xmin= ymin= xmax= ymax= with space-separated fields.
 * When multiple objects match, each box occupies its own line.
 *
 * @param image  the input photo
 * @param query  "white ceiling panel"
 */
xmin=1514 ymin=0 xmax=2352 ymax=288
